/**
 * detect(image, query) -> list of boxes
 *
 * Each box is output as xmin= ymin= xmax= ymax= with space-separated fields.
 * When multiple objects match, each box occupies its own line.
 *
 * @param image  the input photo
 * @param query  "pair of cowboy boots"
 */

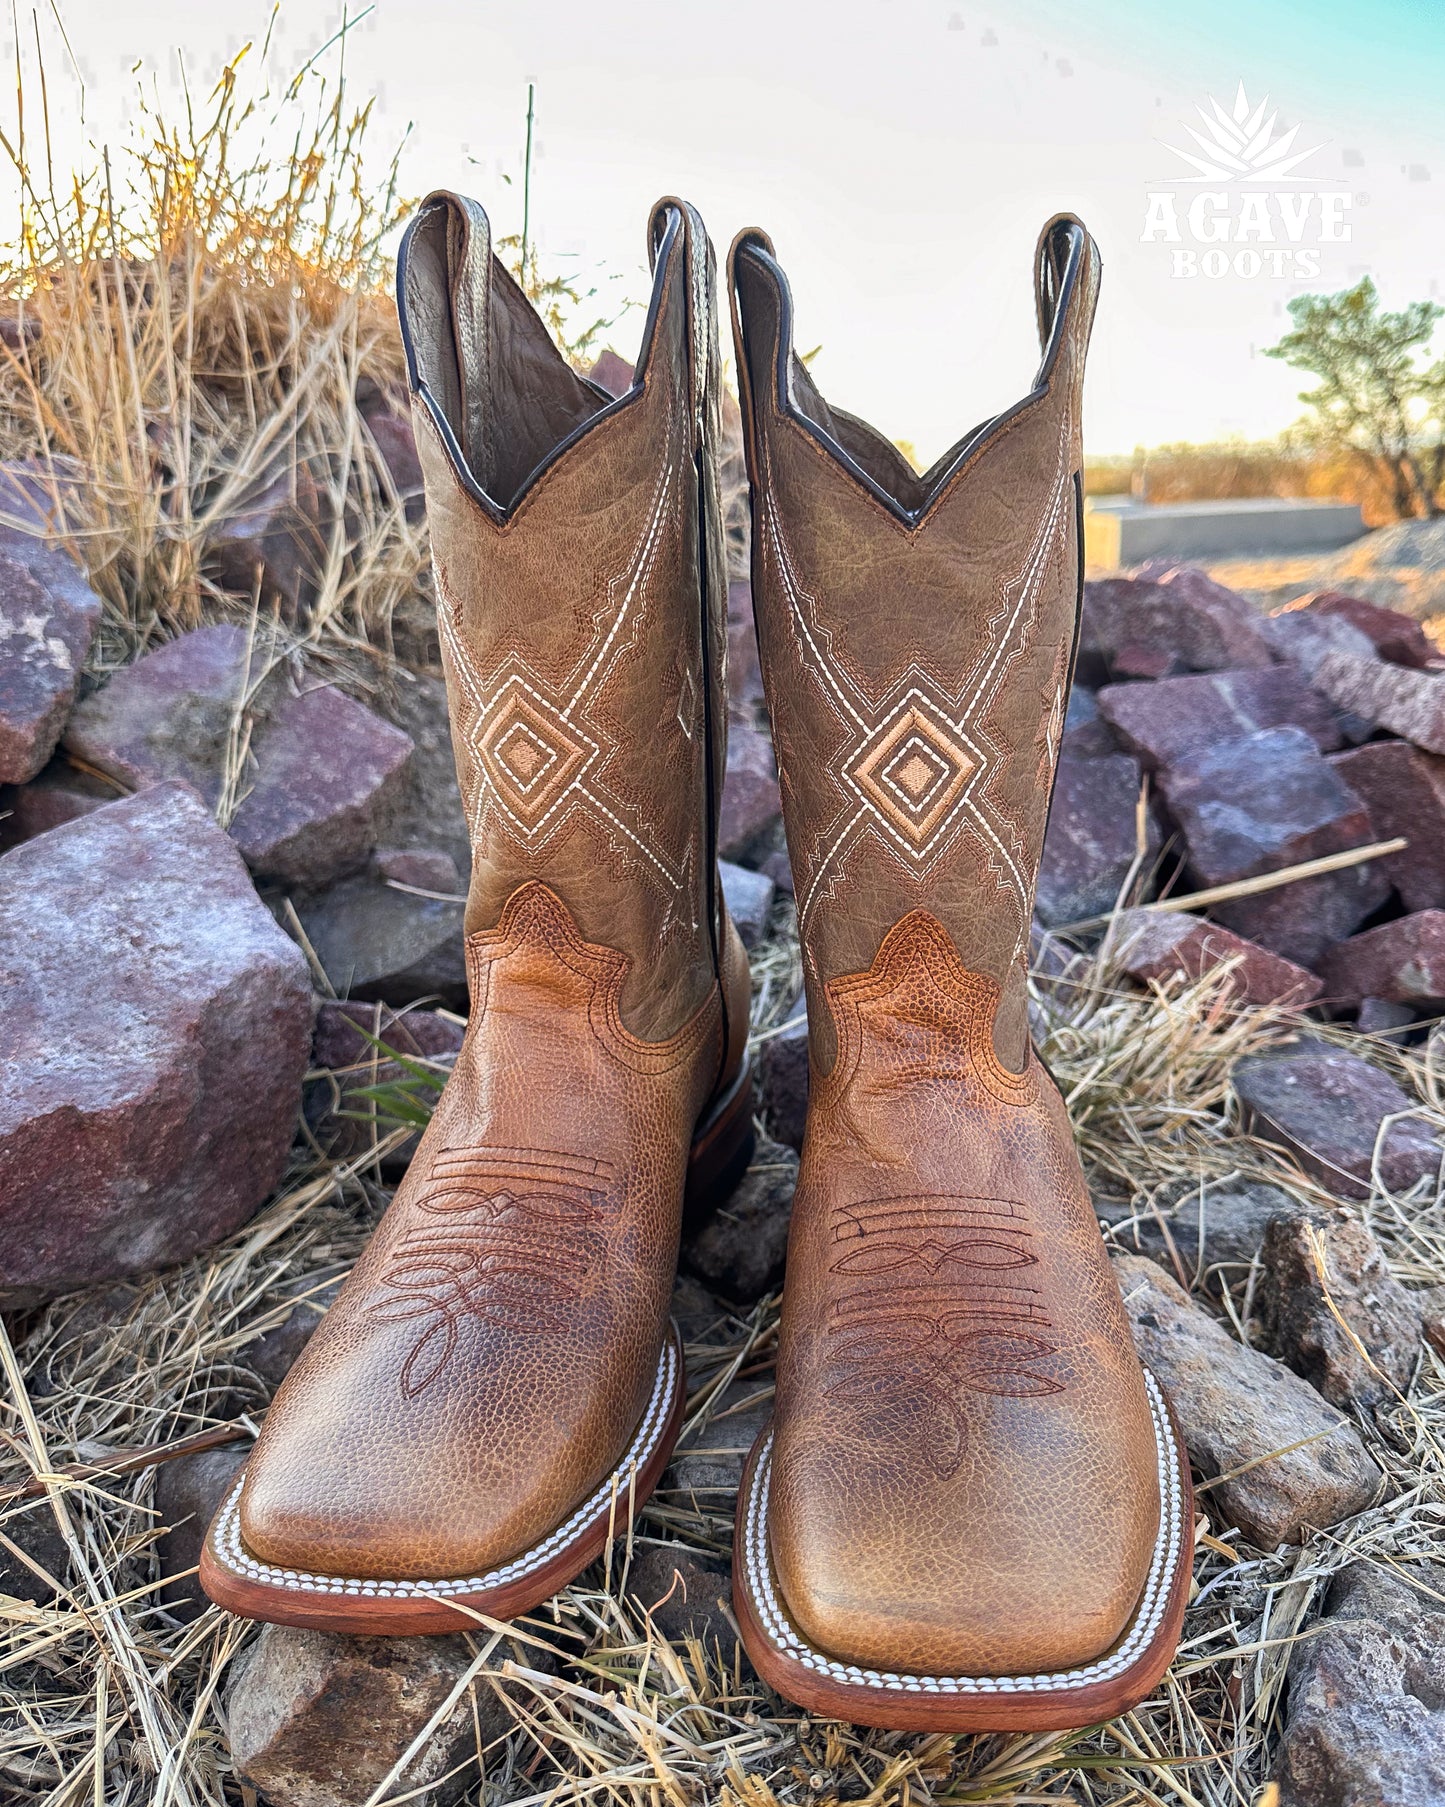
xmin=201 ymin=193 xmax=1191 ymax=1731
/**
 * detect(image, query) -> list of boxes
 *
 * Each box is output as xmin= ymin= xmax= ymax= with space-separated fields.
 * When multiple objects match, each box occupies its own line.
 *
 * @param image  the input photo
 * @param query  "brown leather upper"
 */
xmin=237 ymin=195 xmax=748 ymax=1581
xmin=731 ymin=219 xmax=1163 ymax=1674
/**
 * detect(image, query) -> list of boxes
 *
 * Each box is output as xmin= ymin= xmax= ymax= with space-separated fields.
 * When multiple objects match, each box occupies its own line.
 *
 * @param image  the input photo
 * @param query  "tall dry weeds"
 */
xmin=0 ymin=21 xmax=426 ymax=681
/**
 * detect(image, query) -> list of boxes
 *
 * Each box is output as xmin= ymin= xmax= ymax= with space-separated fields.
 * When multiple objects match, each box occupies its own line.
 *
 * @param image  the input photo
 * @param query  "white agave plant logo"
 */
xmin=1142 ymin=81 xmax=1353 ymax=279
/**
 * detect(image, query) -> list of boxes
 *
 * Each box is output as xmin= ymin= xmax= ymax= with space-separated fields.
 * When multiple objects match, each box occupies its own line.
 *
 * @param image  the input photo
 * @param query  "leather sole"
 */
xmin=200 ymin=1324 xmax=687 ymax=1634
xmin=731 ymin=1369 xmax=1194 ymax=1731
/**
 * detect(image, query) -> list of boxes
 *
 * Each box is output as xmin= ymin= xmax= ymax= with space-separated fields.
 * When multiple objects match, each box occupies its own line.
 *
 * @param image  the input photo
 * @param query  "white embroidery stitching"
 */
xmin=209 ymin=1337 xmax=679 ymax=1599
xmin=764 ymin=415 xmax=1073 ymax=974
xmin=740 ymin=1368 xmax=1185 ymax=1696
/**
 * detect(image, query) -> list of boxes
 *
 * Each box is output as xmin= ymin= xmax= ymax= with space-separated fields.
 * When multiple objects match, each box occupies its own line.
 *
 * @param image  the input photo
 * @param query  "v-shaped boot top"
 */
xmin=727 ymin=214 xmax=1099 ymax=530
xmin=398 ymin=190 xmax=712 ymax=519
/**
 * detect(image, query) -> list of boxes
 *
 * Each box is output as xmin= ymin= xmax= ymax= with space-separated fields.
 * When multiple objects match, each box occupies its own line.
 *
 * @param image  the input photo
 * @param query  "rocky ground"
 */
xmin=3 ymin=388 xmax=1445 ymax=1803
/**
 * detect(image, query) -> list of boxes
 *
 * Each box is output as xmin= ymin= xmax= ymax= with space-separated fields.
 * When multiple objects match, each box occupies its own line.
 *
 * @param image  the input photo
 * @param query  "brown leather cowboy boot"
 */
xmin=725 ymin=219 xmax=1192 ymax=1728
xmin=201 ymin=193 xmax=753 ymax=1634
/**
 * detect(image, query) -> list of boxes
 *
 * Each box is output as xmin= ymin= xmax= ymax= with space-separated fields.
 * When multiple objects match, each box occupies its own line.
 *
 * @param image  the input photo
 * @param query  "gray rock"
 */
xmin=381 ymin=669 xmax=473 ymax=887
xmin=1258 ymin=1209 xmax=1425 ymax=1408
xmin=227 ymin=1624 xmax=506 ymax=1807
xmin=1279 ymin=1561 xmax=1445 ymax=1806
xmin=0 ymin=522 xmax=103 ymax=782
xmin=0 ymin=1503 xmax=72 ymax=1604
xmin=1233 ymin=1042 xmax=1440 ymax=1201
xmin=236 ymin=1271 xmax=348 ymax=1391
xmin=293 ymin=874 xmax=467 ymax=1010
xmin=1314 ymin=650 xmax=1445 ymax=754
xmin=719 ymin=858 xmax=775 ymax=949
xmin=1059 ymin=685 xmax=1119 ymax=759
xmin=624 ymin=1543 xmax=739 ymax=1665
xmin=666 ymin=1376 xmax=773 ymax=1506
xmin=0 ymin=784 xmax=313 ymax=1304
xmin=305 ymin=1001 xmax=463 ymax=1172
xmin=373 ymin=847 xmax=462 ymax=894
xmin=669 ymin=1272 xmax=731 ymax=1346
xmin=1098 ymin=1180 xmax=1298 ymax=1286
xmin=1113 ymin=1254 xmax=1381 ymax=1547
xmin=207 ymin=467 xmax=329 ymax=619
xmin=1261 ymin=605 xmax=1378 ymax=682
xmin=155 ymin=1443 xmax=252 ymax=1618
xmin=681 ymin=1135 xmax=797 ymax=1304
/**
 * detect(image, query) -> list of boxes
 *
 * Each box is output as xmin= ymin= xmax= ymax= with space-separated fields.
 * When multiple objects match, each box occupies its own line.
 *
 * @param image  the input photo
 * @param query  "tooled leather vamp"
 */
xmin=767 ymin=913 xmax=1161 ymax=1677
xmin=240 ymin=883 xmax=724 ymax=1582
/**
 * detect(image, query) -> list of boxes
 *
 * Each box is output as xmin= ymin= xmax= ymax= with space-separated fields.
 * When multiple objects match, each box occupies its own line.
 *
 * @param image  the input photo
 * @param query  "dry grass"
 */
xmin=3 ymin=923 xmax=1443 ymax=1807
xmin=0 ymin=22 xmax=428 ymax=687
xmin=3 ymin=27 xmax=1444 ymax=1807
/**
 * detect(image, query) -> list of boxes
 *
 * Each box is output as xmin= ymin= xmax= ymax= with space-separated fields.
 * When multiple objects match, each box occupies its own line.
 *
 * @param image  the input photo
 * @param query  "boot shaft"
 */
xmin=729 ymin=219 xmax=1100 ymax=1071
xmin=397 ymin=193 xmax=730 ymax=1039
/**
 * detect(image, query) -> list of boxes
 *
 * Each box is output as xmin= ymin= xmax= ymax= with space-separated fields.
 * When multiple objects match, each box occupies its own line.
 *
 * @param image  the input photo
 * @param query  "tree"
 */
xmin=1265 ymin=278 xmax=1444 ymax=519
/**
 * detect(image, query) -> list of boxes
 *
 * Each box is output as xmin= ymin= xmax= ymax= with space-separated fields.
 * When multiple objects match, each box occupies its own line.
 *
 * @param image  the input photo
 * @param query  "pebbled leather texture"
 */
xmin=730 ymin=217 xmax=1164 ymax=1677
xmin=233 ymin=194 xmax=749 ymax=1588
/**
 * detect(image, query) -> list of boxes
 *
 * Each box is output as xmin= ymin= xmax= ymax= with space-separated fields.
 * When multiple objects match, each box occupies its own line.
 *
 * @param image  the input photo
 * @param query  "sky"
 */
xmin=7 ymin=0 xmax=1445 ymax=460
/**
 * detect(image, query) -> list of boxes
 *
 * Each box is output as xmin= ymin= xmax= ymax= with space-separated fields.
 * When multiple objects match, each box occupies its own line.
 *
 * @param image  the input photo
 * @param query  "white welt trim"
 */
xmin=211 ymin=1337 xmax=679 ymax=1599
xmin=741 ymin=1368 xmax=1186 ymax=1696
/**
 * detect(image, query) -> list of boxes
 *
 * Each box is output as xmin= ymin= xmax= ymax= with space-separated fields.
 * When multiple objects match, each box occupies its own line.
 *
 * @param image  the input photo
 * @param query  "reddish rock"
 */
xmin=0 ymin=758 xmax=121 ymax=847
xmin=719 ymin=721 xmax=782 ymax=860
xmin=588 ymin=350 xmax=635 ymax=397
xmin=1319 ymin=911 xmax=1445 ymax=1009
xmin=1303 ymin=589 xmax=1440 ymax=670
xmin=307 ymin=1000 xmax=464 ymax=1171
xmin=1233 ymin=1042 xmax=1440 ymax=1201
xmin=64 ymin=624 xmax=261 ymax=806
xmin=361 ymin=405 xmax=425 ymax=511
xmin=294 ymin=873 xmax=467 ymax=1010
xmin=1261 ymin=605 xmax=1377 ymax=683
xmin=727 ymin=578 xmax=766 ymax=729
xmin=758 ymin=991 xmax=808 ymax=1151
xmin=229 ymin=684 xmax=413 ymax=888
xmin=1330 ymin=741 xmax=1445 ymax=912
xmin=1158 ymin=726 xmax=1386 ymax=965
xmin=66 ymin=628 xmax=415 ymax=888
xmin=1058 ymin=685 xmax=1118 ymax=759
xmin=1114 ymin=909 xmax=1322 ymax=1006
xmin=372 ymin=846 xmax=462 ymax=894
xmin=1098 ymin=667 xmax=1341 ymax=771
xmin=1035 ymin=749 xmax=1156 ymax=927
xmin=1313 ymin=650 xmax=1445 ymax=754
xmin=0 ymin=784 xmax=312 ymax=1303
xmin=0 ymin=523 xmax=104 ymax=782
xmin=1082 ymin=567 xmax=1274 ymax=680
xmin=208 ymin=467 xmax=330 ymax=618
